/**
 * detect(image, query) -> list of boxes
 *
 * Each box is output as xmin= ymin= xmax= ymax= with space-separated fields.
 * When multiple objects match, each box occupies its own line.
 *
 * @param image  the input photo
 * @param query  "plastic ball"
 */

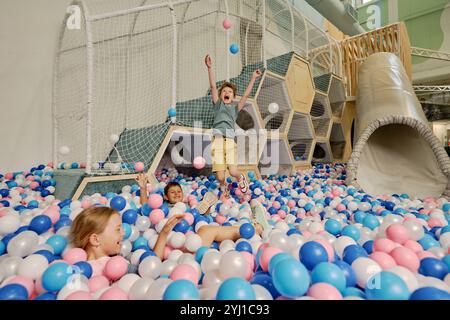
xmin=148 ymin=194 xmax=163 ymax=209
xmin=334 ymin=260 xmax=357 ymax=288
xmin=99 ymin=287 xmax=128 ymax=300
xmin=272 ymin=259 xmax=310 ymax=298
xmin=410 ymin=287 xmax=450 ymax=300
xmin=110 ymin=196 xmax=126 ymax=211
xmin=139 ymin=256 xmax=162 ymax=280
xmin=185 ymin=234 xmax=202 ymax=252
xmin=299 ymin=241 xmax=328 ymax=270
xmin=0 ymin=214 xmax=21 ymax=234
xmin=42 ymin=262 xmax=71 ymax=292
xmin=419 ymin=258 xmax=449 ymax=280
xmin=229 ymin=43 xmax=239 ymax=55
xmin=110 ymin=134 xmax=120 ymax=144
xmin=268 ymin=103 xmax=279 ymax=114
xmin=0 ymin=284 xmax=28 ymax=300
xmin=365 ymin=271 xmax=410 ymax=300
xmin=193 ymin=157 xmax=206 ymax=170
xmin=29 ymin=215 xmax=52 ymax=235
xmin=45 ymin=235 xmax=67 ymax=255
xmin=351 ymin=257 xmax=382 ymax=288
xmin=62 ymin=248 xmax=87 ymax=265
xmin=341 ymin=225 xmax=360 ymax=241
xmin=223 ymin=18 xmax=232 ymax=29
xmin=219 ymin=251 xmax=248 ymax=280
xmin=74 ymin=261 xmax=93 ymax=279
xmin=134 ymin=162 xmax=145 ymax=172
xmin=168 ymin=108 xmax=177 ymax=117
xmin=17 ymin=254 xmax=48 ymax=280
xmin=170 ymin=264 xmax=199 ymax=285
xmin=307 ymin=283 xmax=343 ymax=300
xmin=122 ymin=209 xmax=138 ymax=225
xmin=311 ymin=262 xmax=346 ymax=293
xmin=390 ymin=247 xmax=420 ymax=273
xmin=163 ymin=279 xmax=199 ymax=300
xmin=104 ymin=256 xmax=128 ymax=281
xmin=386 ymin=223 xmax=410 ymax=244
xmin=325 ymin=219 xmax=342 ymax=236
xmin=216 ymin=277 xmax=256 ymax=300
xmin=239 ymin=223 xmax=255 ymax=239
xmin=370 ymin=252 xmax=397 ymax=270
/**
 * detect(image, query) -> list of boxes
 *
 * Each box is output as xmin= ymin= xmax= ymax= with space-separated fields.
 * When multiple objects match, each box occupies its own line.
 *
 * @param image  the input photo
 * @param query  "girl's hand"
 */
xmin=252 ymin=69 xmax=262 ymax=79
xmin=161 ymin=214 xmax=185 ymax=236
xmin=205 ymin=54 xmax=212 ymax=69
xmin=135 ymin=173 xmax=148 ymax=189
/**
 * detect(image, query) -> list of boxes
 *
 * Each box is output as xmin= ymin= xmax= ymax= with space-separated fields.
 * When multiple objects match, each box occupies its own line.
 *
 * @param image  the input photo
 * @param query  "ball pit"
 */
xmin=0 ymin=163 xmax=449 ymax=300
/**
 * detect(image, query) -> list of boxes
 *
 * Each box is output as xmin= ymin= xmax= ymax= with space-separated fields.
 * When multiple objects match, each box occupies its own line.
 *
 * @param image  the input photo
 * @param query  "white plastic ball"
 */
xmin=168 ymin=232 xmax=186 ymax=249
xmin=59 ymin=145 xmax=70 ymax=155
xmin=351 ymin=257 xmax=382 ymax=288
xmin=129 ymin=277 xmax=153 ymax=300
xmin=185 ymin=234 xmax=202 ymax=252
xmin=116 ymin=273 xmax=140 ymax=295
xmin=138 ymin=256 xmax=162 ymax=280
xmin=110 ymin=134 xmax=120 ymax=144
xmin=268 ymin=102 xmax=279 ymax=114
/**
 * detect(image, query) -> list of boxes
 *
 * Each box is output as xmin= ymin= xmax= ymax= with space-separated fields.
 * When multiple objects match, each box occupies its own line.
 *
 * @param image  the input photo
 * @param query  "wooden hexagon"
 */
xmin=312 ymin=138 xmax=333 ymax=164
xmin=288 ymin=112 xmax=315 ymax=167
xmin=311 ymin=91 xmax=333 ymax=140
xmin=285 ymin=54 xmax=315 ymax=114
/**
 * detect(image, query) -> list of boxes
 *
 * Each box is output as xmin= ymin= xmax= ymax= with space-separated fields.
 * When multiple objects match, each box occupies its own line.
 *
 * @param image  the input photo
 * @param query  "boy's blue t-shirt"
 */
xmin=212 ymin=99 xmax=238 ymax=138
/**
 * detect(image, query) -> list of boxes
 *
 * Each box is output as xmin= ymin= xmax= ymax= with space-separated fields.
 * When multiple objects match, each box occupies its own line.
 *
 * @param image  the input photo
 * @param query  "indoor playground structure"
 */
xmin=1 ymin=0 xmax=450 ymax=301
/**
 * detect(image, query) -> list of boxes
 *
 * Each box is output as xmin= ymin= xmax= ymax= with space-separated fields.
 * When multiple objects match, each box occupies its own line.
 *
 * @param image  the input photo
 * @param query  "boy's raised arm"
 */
xmin=205 ymin=54 xmax=219 ymax=104
xmin=238 ymin=69 xmax=262 ymax=111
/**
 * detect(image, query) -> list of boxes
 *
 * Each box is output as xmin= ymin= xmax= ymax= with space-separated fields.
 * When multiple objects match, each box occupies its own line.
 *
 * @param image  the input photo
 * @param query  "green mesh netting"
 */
xmin=108 ymin=122 xmax=171 ymax=171
xmin=314 ymin=73 xmax=332 ymax=94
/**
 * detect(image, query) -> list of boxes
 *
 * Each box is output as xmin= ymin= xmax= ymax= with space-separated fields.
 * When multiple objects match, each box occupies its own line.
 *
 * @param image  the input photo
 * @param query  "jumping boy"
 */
xmin=204 ymin=54 xmax=261 ymax=201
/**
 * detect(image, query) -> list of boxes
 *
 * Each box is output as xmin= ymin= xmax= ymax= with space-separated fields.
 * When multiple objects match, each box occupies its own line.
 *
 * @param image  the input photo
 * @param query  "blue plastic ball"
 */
xmin=239 ymin=223 xmax=255 ymax=239
xmin=333 ymin=260 xmax=357 ymax=288
xmin=235 ymin=241 xmax=253 ymax=254
xmin=311 ymin=262 xmax=346 ymax=293
xmin=365 ymin=271 xmax=410 ymax=300
xmin=139 ymin=251 xmax=156 ymax=263
xmin=110 ymin=196 xmax=126 ymax=211
xmin=443 ymin=255 xmax=450 ymax=270
xmin=216 ymin=277 xmax=256 ymax=300
xmin=363 ymin=215 xmax=380 ymax=230
xmin=419 ymin=258 xmax=449 ymax=280
xmin=268 ymin=253 xmax=293 ymax=276
xmin=195 ymin=246 xmax=209 ymax=264
xmin=343 ymin=287 xmax=366 ymax=298
xmin=163 ymin=279 xmax=199 ymax=300
xmin=42 ymin=262 xmax=72 ymax=292
xmin=168 ymin=108 xmax=177 ymax=117
xmin=0 ymin=239 xmax=5 ymax=255
xmin=0 ymin=284 xmax=29 ymax=300
xmin=272 ymin=259 xmax=310 ymax=298
xmin=34 ymin=292 xmax=57 ymax=300
xmin=299 ymin=241 xmax=328 ymax=270
xmin=122 ymin=209 xmax=138 ymax=224
xmin=133 ymin=236 xmax=149 ymax=251
xmin=410 ymin=287 xmax=450 ymax=300
xmin=74 ymin=261 xmax=93 ymax=279
xmin=250 ymin=273 xmax=280 ymax=299
xmin=230 ymin=43 xmax=239 ymax=55
xmin=34 ymin=250 xmax=55 ymax=263
xmin=122 ymin=223 xmax=132 ymax=240
xmin=325 ymin=219 xmax=342 ymax=236
xmin=343 ymin=244 xmax=368 ymax=265
xmin=45 ymin=235 xmax=67 ymax=255
xmin=173 ymin=219 xmax=190 ymax=234
xmin=341 ymin=225 xmax=360 ymax=241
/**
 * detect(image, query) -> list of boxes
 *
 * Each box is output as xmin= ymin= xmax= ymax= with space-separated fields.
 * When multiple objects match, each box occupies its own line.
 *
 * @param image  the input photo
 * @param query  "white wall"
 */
xmin=0 ymin=0 xmax=71 ymax=173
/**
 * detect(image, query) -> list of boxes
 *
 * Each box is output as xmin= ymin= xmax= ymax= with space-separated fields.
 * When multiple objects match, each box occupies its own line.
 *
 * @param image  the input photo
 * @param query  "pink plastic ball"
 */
xmin=223 ymin=18 xmax=232 ymax=30
xmin=373 ymin=238 xmax=396 ymax=254
xmin=428 ymin=218 xmax=443 ymax=228
xmin=336 ymin=204 xmax=346 ymax=212
xmin=30 ymin=182 xmax=39 ymax=190
xmin=99 ymin=197 xmax=108 ymax=205
xmin=170 ymin=264 xmax=199 ymax=285
xmin=235 ymin=189 xmax=242 ymax=197
xmin=272 ymin=201 xmax=281 ymax=209
xmin=287 ymin=200 xmax=296 ymax=208
xmin=370 ymin=252 xmax=397 ymax=270
xmin=148 ymin=194 xmax=163 ymax=209
xmin=278 ymin=210 xmax=286 ymax=219
xmin=134 ymin=162 xmax=145 ymax=172
xmin=103 ymin=256 xmax=129 ymax=281
xmin=149 ymin=209 xmax=165 ymax=225
xmin=390 ymin=247 xmax=420 ymax=273
xmin=215 ymin=214 xmax=226 ymax=225
xmin=193 ymin=156 xmax=206 ymax=170
xmin=63 ymin=248 xmax=87 ymax=265
xmin=44 ymin=210 xmax=60 ymax=225
xmin=241 ymin=251 xmax=255 ymax=272
xmin=183 ymin=213 xmax=194 ymax=226
xmin=260 ymin=247 xmax=283 ymax=272
xmin=386 ymin=224 xmax=410 ymax=244
xmin=163 ymin=246 xmax=172 ymax=260
xmin=99 ymin=287 xmax=128 ymax=300
xmin=88 ymin=276 xmax=110 ymax=292
xmin=81 ymin=199 xmax=91 ymax=209
xmin=65 ymin=291 xmax=93 ymax=300
xmin=5 ymin=173 xmax=13 ymax=180
xmin=35 ymin=277 xmax=46 ymax=295
xmin=403 ymin=240 xmax=423 ymax=253
xmin=307 ymin=283 xmax=343 ymax=300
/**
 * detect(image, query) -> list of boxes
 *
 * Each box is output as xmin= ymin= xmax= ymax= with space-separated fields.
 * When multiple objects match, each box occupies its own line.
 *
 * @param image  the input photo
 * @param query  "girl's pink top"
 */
xmin=88 ymin=256 xmax=110 ymax=277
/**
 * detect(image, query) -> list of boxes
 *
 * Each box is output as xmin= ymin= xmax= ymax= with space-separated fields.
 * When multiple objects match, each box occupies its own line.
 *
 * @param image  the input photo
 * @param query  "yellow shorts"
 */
xmin=211 ymin=136 xmax=237 ymax=172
